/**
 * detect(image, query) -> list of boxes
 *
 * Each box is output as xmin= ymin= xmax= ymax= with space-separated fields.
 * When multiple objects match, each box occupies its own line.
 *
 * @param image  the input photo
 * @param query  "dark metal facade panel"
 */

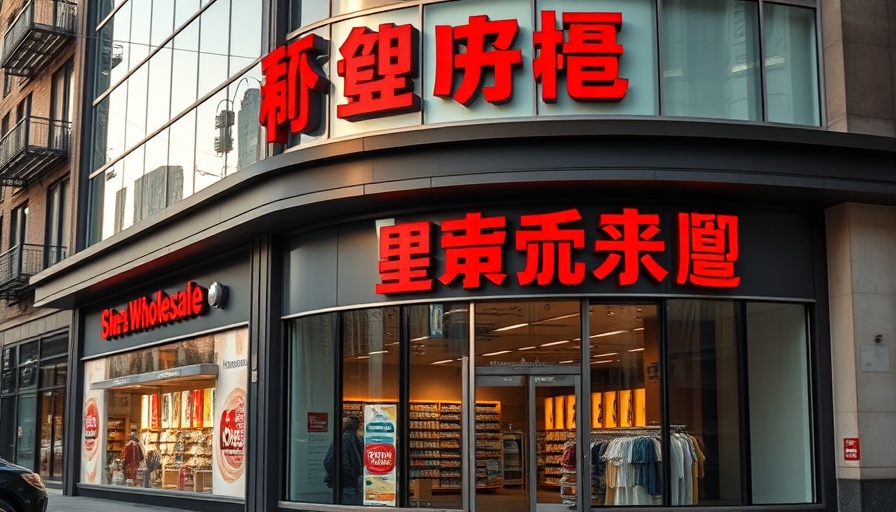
xmin=32 ymin=120 xmax=896 ymax=310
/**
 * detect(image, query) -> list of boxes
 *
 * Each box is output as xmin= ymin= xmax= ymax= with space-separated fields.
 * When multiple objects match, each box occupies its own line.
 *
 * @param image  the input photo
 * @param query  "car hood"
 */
xmin=0 ymin=457 xmax=32 ymax=474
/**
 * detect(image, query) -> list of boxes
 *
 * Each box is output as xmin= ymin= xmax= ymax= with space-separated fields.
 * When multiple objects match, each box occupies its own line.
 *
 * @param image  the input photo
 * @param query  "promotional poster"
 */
xmin=363 ymin=404 xmax=398 ymax=506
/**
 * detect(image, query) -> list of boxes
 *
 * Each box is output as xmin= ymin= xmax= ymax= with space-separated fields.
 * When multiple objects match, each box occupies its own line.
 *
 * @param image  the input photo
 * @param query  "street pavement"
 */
xmin=46 ymin=487 xmax=195 ymax=512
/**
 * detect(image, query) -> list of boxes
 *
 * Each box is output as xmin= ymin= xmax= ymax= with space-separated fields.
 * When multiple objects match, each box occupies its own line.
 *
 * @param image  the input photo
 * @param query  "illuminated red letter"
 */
xmin=337 ymin=23 xmax=421 ymax=121
xmin=516 ymin=209 xmax=586 ymax=286
xmin=593 ymin=208 xmax=667 ymax=285
xmin=259 ymin=34 xmax=329 ymax=143
xmin=676 ymin=212 xmax=740 ymax=287
xmin=439 ymin=213 xmax=507 ymax=289
xmin=533 ymin=11 xmax=628 ymax=102
xmin=376 ymin=221 xmax=433 ymax=294
xmin=434 ymin=15 xmax=522 ymax=106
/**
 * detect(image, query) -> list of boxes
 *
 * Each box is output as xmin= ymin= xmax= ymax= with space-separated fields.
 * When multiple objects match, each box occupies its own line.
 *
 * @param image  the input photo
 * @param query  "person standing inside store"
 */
xmin=324 ymin=416 xmax=365 ymax=505
xmin=122 ymin=429 xmax=144 ymax=484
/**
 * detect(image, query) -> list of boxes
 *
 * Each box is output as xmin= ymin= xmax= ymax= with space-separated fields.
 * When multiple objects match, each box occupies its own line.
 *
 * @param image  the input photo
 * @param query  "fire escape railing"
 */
xmin=0 ymin=244 xmax=66 ymax=301
xmin=1 ymin=0 xmax=77 ymax=77
xmin=0 ymin=116 xmax=71 ymax=187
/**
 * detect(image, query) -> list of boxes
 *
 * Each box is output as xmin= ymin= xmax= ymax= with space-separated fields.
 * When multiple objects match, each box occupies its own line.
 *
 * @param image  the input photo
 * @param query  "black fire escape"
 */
xmin=1 ymin=0 xmax=77 ymax=78
xmin=0 ymin=244 xmax=65 ymax=301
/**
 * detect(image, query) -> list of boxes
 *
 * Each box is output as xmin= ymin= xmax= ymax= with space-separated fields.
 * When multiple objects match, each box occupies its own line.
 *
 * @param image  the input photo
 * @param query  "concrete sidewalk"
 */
xmin=46 ymin=487 xmax=195 ymax=512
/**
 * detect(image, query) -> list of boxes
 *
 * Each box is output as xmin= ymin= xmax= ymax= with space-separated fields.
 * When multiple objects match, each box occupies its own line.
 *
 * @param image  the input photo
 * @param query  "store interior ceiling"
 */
xmin=345 ymin=303 xmax=653 ymax=369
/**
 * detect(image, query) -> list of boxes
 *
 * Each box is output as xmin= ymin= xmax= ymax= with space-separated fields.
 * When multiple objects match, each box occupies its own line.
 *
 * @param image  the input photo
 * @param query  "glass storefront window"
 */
xmin=408 ymin=303 xmax=468 ymax=509
xmin=340 ymin=307 xmax=400 ymax=505
xmin=81 ymin=329 xmax=247 ymax=497
xmin=667 ymin=300 xmax=742 ymax=506
xmin=287 ymin=313 xmax=337 ymax=503
xmin=746 ymin=302 xmax=812 ymax=504
xmin=474 ymin=300 xmax=582 ymax=366
xmin=285 ymin=298 xmax=816 ymax=509
xmin=588 ymin=303 xmax=661 ymax=507
xmin=16 ymin=394 xmax=37 ymax=469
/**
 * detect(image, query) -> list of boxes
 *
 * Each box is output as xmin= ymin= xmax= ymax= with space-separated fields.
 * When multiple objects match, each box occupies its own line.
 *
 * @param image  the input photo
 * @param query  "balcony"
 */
xmin=1 ymin=0 xmax=77 ymax=77
xmin=0 ymin=116 xmax=70 ymax=187
xmin=0 ymin=244 xmax=65 ymax=301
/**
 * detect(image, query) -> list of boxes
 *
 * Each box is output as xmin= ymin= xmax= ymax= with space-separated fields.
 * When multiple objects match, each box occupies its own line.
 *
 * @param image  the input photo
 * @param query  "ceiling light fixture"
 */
xmin=431 ymin=359 xmax=454 ymax=365
xmin=590 ymin=330 xmax=627 ymax=339
xmin=593 ymin=352 xmax=618 ymax=358
xmin=627 ymin=347 xmax=645 ymax=352
xmin=540 ymin=340 xmax=570 ymax=347
xmin=411 ymin=336 xmax=430 ymax=342
xmin=482 ymin=350 xmax=513 ymax=357
xmin=591 ymin=359 xmax=614 ymax=364
xmin=518 ymin=346 xmax=536 ymax=351
xmin=494 ymin=323 xmax=529 ymax=332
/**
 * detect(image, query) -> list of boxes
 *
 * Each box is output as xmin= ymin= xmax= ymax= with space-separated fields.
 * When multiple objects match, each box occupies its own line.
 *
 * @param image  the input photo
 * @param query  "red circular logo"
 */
xmin=364 ymin=443 xmax=396 ymax=475
xmin=84 ymin=400 xmax=99 ymax=452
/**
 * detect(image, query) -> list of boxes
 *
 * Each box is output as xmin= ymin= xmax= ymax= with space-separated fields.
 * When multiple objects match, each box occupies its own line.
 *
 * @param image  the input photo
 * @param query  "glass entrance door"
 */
xmin=475 ymin=372 xmax=581 ymax=512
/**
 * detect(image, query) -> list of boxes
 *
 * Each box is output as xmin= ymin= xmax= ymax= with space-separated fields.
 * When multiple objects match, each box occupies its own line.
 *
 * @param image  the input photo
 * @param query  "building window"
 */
xmin=10 ymin=202 xmax=28 ymax=249
xmin=3 ymin=73 xmax=11 ymax=98
xmin=45 ymin=178 xmax=69 ymax=267
xmin=51 ymin=61 xmax=74 ymax=151
xmin=286 ymin=298 xmax=815 ymax=508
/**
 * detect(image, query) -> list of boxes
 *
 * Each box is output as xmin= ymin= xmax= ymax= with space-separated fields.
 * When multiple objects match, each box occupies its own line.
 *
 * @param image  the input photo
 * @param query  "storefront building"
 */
xmin=29 ymin=0 xmax=896 ymax=511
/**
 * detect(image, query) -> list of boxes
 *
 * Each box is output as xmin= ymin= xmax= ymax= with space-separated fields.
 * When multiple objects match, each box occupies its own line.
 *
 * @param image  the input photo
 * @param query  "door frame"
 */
xmin=472 ymin=369 xmax=583 ymax=512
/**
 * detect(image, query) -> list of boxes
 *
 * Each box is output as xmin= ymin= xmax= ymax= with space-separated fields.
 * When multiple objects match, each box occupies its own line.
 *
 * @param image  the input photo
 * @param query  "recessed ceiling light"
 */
xmin=590 ymin=330 xmax=627 ymax=339
xmin=540 ymin=340 xmax=570 ymax=347
xmin=495 ymin=323 xmax=529 ymax=332
xmin=482 ymin=350 xmax=513 ymax=357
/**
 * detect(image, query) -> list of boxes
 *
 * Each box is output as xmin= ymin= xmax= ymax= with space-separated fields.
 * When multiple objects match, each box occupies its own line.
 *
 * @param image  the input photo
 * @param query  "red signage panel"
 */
xmin=100 ymin=282 xmax=210 ymax=340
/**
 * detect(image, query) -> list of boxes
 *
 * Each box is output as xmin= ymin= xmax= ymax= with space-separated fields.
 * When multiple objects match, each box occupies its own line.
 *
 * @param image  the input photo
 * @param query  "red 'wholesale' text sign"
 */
xmin=376 ymin=208 xmax=740 ymax=294
xmin=100 ymin=282 xmax=209 ymax=340
xmin=260 ymin=11 xmax=628 ymax=143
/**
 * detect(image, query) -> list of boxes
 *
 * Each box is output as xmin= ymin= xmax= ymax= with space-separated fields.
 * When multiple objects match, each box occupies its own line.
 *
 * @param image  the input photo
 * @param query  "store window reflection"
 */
xmin=287 ymin=313 xmax=337 ymax=503
xmin=667 ymin=300 xmax=742 ymax=506
xmin=589 ymin=303 xmax=662 ymax=507
xmin=408 ymin=303 xmax=468 ymax=509
xmin=341 ymin=307 xmax=400 ymax=505
xmin=474 ymin=301 xmax=581 ymax=367
xmin=746 ymin=302 xmax=812 ymax=504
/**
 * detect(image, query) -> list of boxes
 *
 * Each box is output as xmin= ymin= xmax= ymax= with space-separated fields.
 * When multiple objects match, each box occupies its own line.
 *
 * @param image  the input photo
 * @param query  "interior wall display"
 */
xmin=619 ymin=389 xmax=633 ymax=428
xmin=603 ymin=391 xmax=618 ymax=428
xmin=634 ymin=388 xmax=646 ymax=427
xmin=591 ymin=392 xmax=603 ymax=428
xmin=565 ymin=395 xmax=576 ymax=430
xmin=553 ymin=396 xmax=565 ymax=431
xmin=544 ymin=397 xmax=555 ymax=430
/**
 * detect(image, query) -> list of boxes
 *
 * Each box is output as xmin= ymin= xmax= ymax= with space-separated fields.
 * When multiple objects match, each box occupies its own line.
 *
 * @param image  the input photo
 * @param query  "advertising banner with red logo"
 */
xmin=212 ymin=328 xmax=249 ymax=497
xmin=363 ymin=404 xmax=398 ymax=506
xmin=81 ymin=360 xmax=107 ymax=484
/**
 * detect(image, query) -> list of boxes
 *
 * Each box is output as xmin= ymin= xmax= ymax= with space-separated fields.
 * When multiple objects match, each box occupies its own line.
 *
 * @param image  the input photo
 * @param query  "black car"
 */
xmin=0 ymin=458 xmax=47 ymax=512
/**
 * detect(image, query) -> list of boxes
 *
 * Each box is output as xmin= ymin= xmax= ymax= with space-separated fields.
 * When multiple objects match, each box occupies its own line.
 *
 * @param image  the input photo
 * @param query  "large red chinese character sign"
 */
xmin=676 ymin=212 xmax=740 ymax=287
xmin=434 ymin=15 xmax=523 ymax=106
xmin=516 ymin=209 xmax=586 ymax=286
xmin=376 ymin=221 xmax=433 ymax=294
xmin=534 ymin=11 xmax=628 ymax=102
xmin=337 ymin=23 xmax=421 ymax=121
xmin=259 ymin=34 xmax=328 ymax=144
xmin=375 ymin=209 xmax=741 ymax=294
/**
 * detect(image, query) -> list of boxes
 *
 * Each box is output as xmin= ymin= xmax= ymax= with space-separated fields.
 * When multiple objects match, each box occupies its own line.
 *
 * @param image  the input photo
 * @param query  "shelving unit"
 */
xmin=106 ymin=416 xmax=127 ymax=466
xmin=502 ymin=430 xmax=524 ymax=487
xmin=142 ymin=426 xmax=214 ymax=491
xmin=346 ymin=399 xmax=503 ymax=492
xmin=474 ymin=403 xmax=503 ymax=491
xmin=539 ymin=429 xmax=573 ymax=488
